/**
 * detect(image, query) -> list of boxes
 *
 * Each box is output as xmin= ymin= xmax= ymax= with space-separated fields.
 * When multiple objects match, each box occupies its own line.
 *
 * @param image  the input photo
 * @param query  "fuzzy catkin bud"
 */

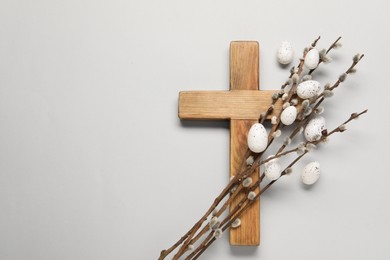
xmin=297 ymin=147 xmax=305 ymax=155
xmin=315 ymin=106 xmax=324 ymax=115
xmin=271 ymin=116 xmax=278 ymax=125
xmin=246 ymin=156 xmax=254 ymax=166
xmin=334 ymin=42 xmax=342 ymax=49
xmin=214 ymin=228 xmax=223 ymax=239
xmin=291 ymin=99 xmax=298 ymax=106
xmin=351 ymin=112 xmax=358 ymax=118
xmin=349 ymin=68 xmax=357 ymax=74
xmin=306 ymin=143 xmax=317 ymax=151
xmin=211 ymin=221 xmax=220 ymax=230
xmin=319 ymin=49 xmax=332 ymax=63
xmin=339 ymin=124 xmax=347 ymax=131
xmin=282 ymin=93 xmax=288 ymax=101
xmin=272 ymin=130 xmax=282 ymax=138
xmin=230 ymin=185 xmax=238 ymax=193
xmin=272 ymin=92 xmax=279 ymax=100
xmin=283 ymin=137 xmax=291 ymax=146
xmin=353 ymin=53 xmax=361 ymax=63
xmin=209 ymin=216 xmax=218 ymax=228
xmin=302 ymin=99 xmax=310 ymax=109
xmin=304 ymin=107 xmax=312 ymax=116
xmin=292 ymin=73 xmax=299 ymax=84
xmin=323 ymin=90 xmax=334 ymax=98
xmin=284 ymin=85 xmax=291 ymax=94
xmin=339 ymin=73 xmax=347 ymax=82
xmin=247 ymin=191 xmax=256 ymax=200
xmin=297 ymin=142 xmax=306 ymax=155
xmin=297 ymin=113 xmax=304 ymax=121
xmin=285 ymin=167 xmax=293 ymax=175
xmin=297 ymin=126 xmax=304 ymax=135
xmin=322 ymin=55 xmax=332 ymax=63
xmin=298 ymin=142 xmax=306 ymax=149
xmin=242 ymin=177 xmax=253 ymax=188
xmin=231 ymin=218 xmax=241 ymax=228
xmin=188 ymin=244 xmax=194 ymax=251
xmin=301 ymin=75 xmax=312 ymax=82
xmin=283 ymin=102 xmax=290 ymax=109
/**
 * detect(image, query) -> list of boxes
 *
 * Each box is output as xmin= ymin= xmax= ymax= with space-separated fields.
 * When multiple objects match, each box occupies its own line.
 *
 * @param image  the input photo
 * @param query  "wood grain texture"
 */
xmin=230 ymin=120 xmax=260 ymax=245
xmin=229 ymin=41 xmax=260 ymax=246
xmin=178 ymin=90 xmax=282 ymax=120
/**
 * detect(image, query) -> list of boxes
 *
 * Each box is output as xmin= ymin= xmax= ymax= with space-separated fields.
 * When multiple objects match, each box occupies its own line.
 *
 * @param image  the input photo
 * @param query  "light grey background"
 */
xmin=0 ymin=0 xmax=389 ymax=259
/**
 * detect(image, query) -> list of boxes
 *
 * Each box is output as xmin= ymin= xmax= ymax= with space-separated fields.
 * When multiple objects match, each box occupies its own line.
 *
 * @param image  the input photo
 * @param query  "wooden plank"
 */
xmin=229 ymin=41 xmax=260 ymax=245
xmin=230 ymin=120 xmax=260 ymax=245
xmin=178 ymin=90 xmax=282 ymax=120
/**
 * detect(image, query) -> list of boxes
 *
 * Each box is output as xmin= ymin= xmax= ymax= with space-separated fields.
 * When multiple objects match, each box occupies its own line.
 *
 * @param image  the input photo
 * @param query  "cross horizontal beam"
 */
xmin=178 ymin=90 xmax=283 ymax=120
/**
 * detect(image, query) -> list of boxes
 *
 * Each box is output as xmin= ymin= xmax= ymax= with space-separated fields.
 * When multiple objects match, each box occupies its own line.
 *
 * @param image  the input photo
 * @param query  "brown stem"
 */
xmin=179 ymin=51 xmax=366 ymax=260
xmin=190 ymin=155 xmax=304 ymax=260
xmin=308 ymin=36 xmax=342 ymax=75
xmin=276 ymin=97 xmax=324 ymax=154
xmin=316 ymin=53 xmax=365 ymax=102
xmin=326 ymin=36 xmax=342 ymax=54
xmin=159 ymin=37 xmax=363 ymax=260
xmin=232 ymin=36 xmax=327 ymax=192
xmin=185 ymin=110 xmax=368 ymax=260
xmin=268 ymin=36 xmax=321 ymax=142
xmin=162 ymin=37 xmax=322 ymax=259
xmin=185 ymin=182 xmax=247 ymax=248
xmin=166 ymin=176 xmax=239 ymax=259
xmin=276 ymin=48 xmax=364 ymax=157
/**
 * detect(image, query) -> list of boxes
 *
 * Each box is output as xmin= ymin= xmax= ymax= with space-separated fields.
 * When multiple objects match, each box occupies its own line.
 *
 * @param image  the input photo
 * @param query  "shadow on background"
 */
xmin=230 ymin=245 xmax=260 ymax=257
xmin=180 ymin=120 xmax=230 ymax=130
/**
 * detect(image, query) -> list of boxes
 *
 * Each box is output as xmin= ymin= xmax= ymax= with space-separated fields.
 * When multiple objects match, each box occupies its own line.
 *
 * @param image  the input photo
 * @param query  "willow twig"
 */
xmin=159 ymin=37 xmax=366 ymax=260
xmin=188 ymin=109 xmax=368 ymax=259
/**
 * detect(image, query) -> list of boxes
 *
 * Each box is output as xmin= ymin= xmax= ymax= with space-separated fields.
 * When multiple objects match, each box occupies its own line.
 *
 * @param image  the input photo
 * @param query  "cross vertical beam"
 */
xmin=229 ymin=42 xmax=260 ymax=245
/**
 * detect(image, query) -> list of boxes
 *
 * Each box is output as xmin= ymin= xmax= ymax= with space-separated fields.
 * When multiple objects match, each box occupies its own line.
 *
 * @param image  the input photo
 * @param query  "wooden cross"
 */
xmin=178 ymin=42 xmax=282 ymax=245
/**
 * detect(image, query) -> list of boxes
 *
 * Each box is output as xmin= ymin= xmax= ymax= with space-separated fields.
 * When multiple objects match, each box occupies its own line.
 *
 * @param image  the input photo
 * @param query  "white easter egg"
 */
xmin=277 ymin=41 xmax=294 ymax=65
xmin=304 ymin=48 xmax=320 ymax=69
xmin=297 ymin=80 xmax=322 ymax=99
xmin=281 ymin=106 xmax=297 ymax=125
xmin=265 ymin=157 xmax=282 ymax=181
xmin=302 ymin=161 xmax=321 ymax=185
xmin=247 ymin=123 xmax=268 ymax=153
xmin=304 ymin=117 xmax=326 ymax=142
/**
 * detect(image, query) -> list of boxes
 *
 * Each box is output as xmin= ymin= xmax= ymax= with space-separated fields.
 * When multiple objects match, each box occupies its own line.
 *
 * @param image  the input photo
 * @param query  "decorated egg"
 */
xmin=247 ymin=123 xmax=268 ymax=153
xmin=304 ymin=48 xmax=320 ymax=69
xmin=302 ymin=161 xmax=321 ymax=185
xmin=281 ymin=106 xmax=297 ymax=125
xmin=265 ymin=157 xmax=282 ymax=181
xmin=304 ymin=117 xmax=326 ymax=141
xmin=277 ymin=41 xmax=294 ymax=65
xmin=297 ymin=80 xmax=323 ymax=99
